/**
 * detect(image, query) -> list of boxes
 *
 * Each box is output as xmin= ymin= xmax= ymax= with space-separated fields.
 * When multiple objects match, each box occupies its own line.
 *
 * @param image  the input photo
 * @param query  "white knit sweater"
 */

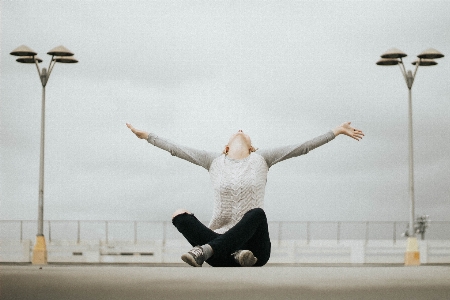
xmin=147 ymin=131 xmax=335 ymax=234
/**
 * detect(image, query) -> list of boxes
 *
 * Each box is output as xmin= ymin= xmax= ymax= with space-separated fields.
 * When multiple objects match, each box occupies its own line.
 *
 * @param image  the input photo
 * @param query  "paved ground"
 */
xmin=1 ymin=263 xmax=450 ymax=300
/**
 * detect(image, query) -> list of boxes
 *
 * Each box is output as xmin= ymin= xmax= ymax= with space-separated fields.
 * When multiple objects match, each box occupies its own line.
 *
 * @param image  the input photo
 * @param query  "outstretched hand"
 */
xmin=126 ymin=123 xmax=149 ymax=139
xmin=333 ymin=122 xmax=364 ymax=141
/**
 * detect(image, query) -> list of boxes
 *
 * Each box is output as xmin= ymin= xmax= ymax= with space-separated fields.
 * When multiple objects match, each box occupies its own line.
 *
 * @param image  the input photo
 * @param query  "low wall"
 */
xmin=0 ymin=240 xmax=31 ymax=262
xmin=2 ymin=239 xmax=450 ymax=264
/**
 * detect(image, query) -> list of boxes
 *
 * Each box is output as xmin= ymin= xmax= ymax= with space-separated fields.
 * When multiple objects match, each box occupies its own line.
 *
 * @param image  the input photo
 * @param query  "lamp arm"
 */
xmin=412 ymin=58 xmax=420 ymax=79
xmin=398 ymin=61 xmax=408 ymax=87
xmin=47 ymin=55 xmax=56 ymax=81
xmin=33 ymin=56 xmax=42 ymax=78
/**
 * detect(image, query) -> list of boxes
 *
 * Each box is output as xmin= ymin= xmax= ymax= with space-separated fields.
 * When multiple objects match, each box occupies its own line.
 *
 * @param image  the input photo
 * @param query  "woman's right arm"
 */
xmin=126 ymin=123 xmax=219 ymax=170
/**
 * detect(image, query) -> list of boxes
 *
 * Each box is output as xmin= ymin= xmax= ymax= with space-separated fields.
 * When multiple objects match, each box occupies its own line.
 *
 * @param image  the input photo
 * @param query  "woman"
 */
xmin=126 ymin=122 xmax=364 ymax=267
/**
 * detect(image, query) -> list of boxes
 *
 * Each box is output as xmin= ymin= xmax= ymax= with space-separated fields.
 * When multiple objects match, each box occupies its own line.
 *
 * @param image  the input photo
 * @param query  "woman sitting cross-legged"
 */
xmin=126 ymin=122 xmax=363 ymax=267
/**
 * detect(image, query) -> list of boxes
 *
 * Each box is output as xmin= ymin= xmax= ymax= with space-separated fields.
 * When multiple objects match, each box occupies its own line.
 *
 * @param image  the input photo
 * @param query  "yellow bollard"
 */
xmin=32 ymin=235 xmax=48 ymax=265
xmin=404 ymin=237 xmax=420 ymax=266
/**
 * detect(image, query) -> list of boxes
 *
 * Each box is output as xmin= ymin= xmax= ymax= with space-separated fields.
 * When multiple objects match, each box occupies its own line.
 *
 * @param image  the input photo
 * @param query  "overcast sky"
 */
xmin=1 ymin=1 xmax=449 ymax=223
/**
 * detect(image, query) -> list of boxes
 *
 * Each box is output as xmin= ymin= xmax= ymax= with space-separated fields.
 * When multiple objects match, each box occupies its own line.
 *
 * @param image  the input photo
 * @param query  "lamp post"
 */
xmin=10 ymin=45 xmax=78 ymax=265
xmin=376 ymin=48 xmax=444 ymax=266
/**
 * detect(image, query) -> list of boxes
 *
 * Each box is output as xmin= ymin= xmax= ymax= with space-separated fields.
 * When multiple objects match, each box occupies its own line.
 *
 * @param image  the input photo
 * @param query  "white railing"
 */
xmin=1 ymin=220 xmax=450 ymax=244
xmin=1 ymin=220 xmax=450 ymax=264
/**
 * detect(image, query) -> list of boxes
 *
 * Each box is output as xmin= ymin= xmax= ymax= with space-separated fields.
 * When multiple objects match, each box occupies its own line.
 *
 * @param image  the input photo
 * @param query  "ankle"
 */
xmin=201 ymin=244 xmax=213 ymax=260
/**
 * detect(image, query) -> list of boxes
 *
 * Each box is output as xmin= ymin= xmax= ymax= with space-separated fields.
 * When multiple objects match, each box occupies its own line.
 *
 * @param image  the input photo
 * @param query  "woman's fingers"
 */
xmin=126 ymin=123 xmax=140 ymax=137
xmin=348 ymin=126 xmax=364 ymax=141
xmin=353 ymin=131 xmax=364 ymax=141
xmin=338 ymin=122 xmax=364 ymax=141
xmin=126 ymin=123 xmax=139 ymax=135
xmin=126 ymin=123 xmax=149 ymax=139
xmin=126 ymin=123 xmax=135 ymax=131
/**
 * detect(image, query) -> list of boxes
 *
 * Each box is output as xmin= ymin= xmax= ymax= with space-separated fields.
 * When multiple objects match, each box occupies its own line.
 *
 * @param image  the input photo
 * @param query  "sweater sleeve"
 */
xmin=146 ymin=133 xmax=220 ymax=171
xmin=257 ymin=130 xmax=336 ymax=168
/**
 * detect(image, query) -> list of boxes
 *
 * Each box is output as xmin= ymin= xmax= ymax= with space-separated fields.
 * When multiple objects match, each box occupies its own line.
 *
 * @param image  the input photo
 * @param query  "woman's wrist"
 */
xmin=332 ymin=126 xmax=342 ymax=137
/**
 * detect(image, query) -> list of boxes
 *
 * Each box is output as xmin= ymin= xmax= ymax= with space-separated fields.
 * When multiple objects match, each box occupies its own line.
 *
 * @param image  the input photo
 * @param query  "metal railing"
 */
xmin=1 ymin=220 xmax=450 ymax=244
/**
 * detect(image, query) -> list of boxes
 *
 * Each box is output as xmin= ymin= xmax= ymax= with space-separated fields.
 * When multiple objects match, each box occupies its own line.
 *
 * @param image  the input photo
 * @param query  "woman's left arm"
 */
xmin=259 ymin=122 xmax=364 ymax=168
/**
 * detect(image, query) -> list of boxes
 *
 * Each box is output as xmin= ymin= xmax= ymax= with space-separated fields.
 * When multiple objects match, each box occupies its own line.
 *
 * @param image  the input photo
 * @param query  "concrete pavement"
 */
xmin=1 ymin=263 xmax=450 ymax=300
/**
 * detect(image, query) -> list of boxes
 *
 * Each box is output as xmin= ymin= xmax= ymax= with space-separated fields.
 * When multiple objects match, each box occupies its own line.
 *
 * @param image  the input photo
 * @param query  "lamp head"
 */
xmin=412 ymin=59 xmax=437 ymax=66
xmin=376 ymin=58 xmax=399 ymax=66
xmin=417 ymin=48 xmax=444 ymax=59
xmin=10 ymin=45 xmax=37 ymax=56
xmin=47 ymin=45 xmax=74 ymax=56
xmin=16 ymin=56 xmax=43 ymax=64
xmin=380 ymin=48 xmax=407 ymax=59
xmin=53 ymin=56 xmax=78 ymax=63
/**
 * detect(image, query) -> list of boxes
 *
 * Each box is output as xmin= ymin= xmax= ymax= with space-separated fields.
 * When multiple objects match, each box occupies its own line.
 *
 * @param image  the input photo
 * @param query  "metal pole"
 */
xmin=278 ymin=222 xmax=282 ymax=247
xmin=404 ymin=70 xmax=420 ymax=266
xmin=162 ymin=221 xmax=167 ymax=248
xmin=20 ymin=221 xmax=23 ymax=243
xmin=306 ymin=221 xmax=310 ymax=244
xmin=337 ymin=222 xmax=341 ymax=244
xmin=48 ymin=220 xmax=51 ymax=243
xmin=134 ymin=221 xmax=137 ymax=244
xmin=37 ymin=84 xmax=46 ymax=237
xmin=105 ymin=221 xmax=109 ymax=244
xmin=365 ymin=221 xmax=369 ymax=245
xmin=77 ymin=221 xmax=81 ymax=244
xmin=393 ymin=221 xmax=397 ymax=244
xmin=31 ymin=67 xmax=48 ymax=264
xmin=407 ymin=85 xmax=415 ymax=237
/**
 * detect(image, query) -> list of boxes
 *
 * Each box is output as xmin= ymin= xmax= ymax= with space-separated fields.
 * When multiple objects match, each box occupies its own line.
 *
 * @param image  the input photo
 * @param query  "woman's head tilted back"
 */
xmin=223 ymin=130 xmax=257 ymax=155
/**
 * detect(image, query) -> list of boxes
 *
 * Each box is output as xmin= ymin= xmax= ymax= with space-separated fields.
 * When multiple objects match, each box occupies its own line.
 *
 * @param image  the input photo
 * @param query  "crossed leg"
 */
xmin=172 ymin=208 xmax=271 ymax=267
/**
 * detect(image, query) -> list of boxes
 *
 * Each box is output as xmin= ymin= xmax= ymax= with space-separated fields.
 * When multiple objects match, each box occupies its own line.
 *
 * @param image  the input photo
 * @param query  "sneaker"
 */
xmin=181 ymin=246 xmax=205 ymax=267
xmin=232 ymin=250 xmax=258 ymax=267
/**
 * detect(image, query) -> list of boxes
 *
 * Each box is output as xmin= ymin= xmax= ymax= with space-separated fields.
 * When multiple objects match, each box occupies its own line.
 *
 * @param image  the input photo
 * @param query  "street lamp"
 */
xmin=376 ymin=48 xmax=444 ymax=266
xmin=10 ymin=45 xmax=78 ymax=265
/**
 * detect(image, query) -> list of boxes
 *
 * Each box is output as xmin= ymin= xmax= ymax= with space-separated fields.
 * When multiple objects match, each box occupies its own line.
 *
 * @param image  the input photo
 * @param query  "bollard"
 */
xmin=32 ymin=235 xmax=47 ymax=265
xmin=404 ymin=237 xmax=420 ymax=266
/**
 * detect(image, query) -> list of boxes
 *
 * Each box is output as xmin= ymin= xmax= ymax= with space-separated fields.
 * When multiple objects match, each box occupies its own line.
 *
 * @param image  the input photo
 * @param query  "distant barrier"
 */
xmin=1 ymin=220 xmax=450 ymax=264
xmin=1 ymin=220 xmax=450 ymax=244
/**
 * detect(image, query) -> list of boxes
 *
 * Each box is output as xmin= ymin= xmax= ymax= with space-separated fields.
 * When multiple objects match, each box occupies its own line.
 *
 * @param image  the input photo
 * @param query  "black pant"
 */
xmin=172 ymin=208 xmax=271 ymax=267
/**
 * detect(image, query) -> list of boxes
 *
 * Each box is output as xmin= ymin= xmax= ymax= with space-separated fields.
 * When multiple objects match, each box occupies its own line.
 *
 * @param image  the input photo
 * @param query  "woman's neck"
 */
xmin=227 ymin=142 xmax=250 ymax=160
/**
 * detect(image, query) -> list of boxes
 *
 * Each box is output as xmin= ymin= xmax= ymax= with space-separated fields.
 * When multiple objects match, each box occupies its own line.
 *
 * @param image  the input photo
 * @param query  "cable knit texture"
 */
xmin=147 ymin=131 xmax=335 ymax=234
